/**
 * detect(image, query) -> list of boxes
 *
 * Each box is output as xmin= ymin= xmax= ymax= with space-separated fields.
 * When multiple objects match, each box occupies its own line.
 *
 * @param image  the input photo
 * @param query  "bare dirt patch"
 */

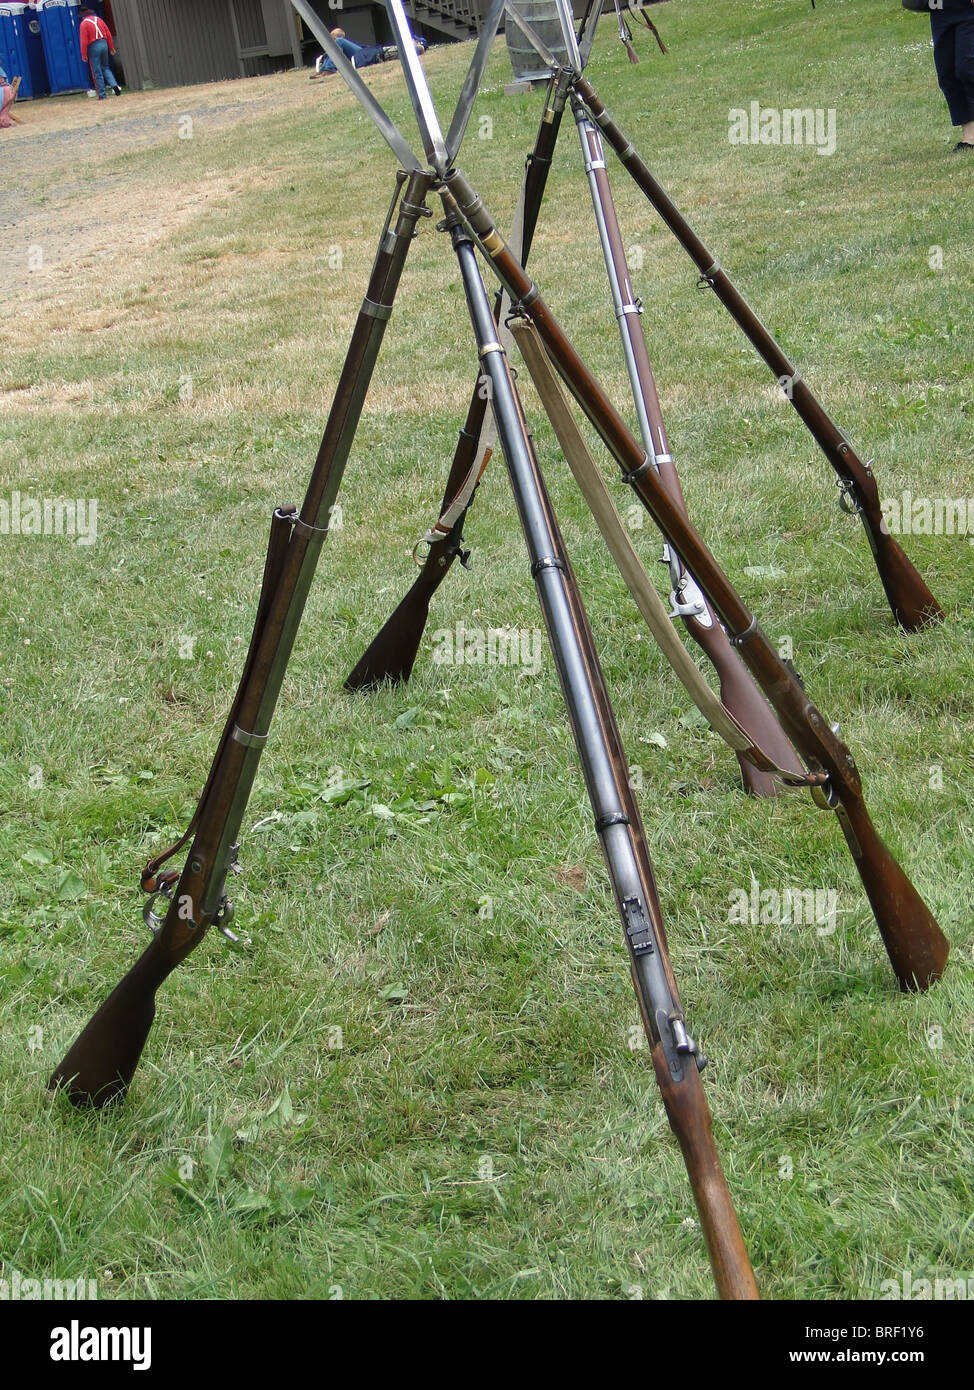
xmin=0 ymin=67 xmax=362 ymax=311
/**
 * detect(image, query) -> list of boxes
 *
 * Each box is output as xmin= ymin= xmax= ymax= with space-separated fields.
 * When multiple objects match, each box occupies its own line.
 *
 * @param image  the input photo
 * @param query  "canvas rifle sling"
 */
xmin=510 ymin=318 xmax=816 ymax=788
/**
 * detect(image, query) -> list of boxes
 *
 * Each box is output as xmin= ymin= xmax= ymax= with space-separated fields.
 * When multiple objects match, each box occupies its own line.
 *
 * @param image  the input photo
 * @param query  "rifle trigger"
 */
xmin=214 ymin=895 xmax=251 ymax=948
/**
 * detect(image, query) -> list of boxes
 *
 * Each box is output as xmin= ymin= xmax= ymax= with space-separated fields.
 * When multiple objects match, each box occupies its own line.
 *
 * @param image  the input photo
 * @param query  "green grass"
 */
xmin=1 ymin=1 xmax=972 ymax=1300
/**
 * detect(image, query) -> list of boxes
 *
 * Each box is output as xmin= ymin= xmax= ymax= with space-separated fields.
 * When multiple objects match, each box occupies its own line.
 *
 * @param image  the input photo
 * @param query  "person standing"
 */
xmin=79 ymin=7 xmax=121 ymax=100
xmin=930 ymin=0 xmax=974 ymax=151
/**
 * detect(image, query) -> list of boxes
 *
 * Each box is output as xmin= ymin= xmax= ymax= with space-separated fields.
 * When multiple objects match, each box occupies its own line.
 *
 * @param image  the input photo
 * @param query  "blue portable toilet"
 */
xmin=39 ymin=0 xmax=93 ymax=95
xmin=0 ymin=3 xmax=49 ymax=98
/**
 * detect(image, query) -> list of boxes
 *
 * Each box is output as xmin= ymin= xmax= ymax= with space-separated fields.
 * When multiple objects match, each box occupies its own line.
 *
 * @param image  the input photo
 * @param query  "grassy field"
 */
xmin=1 ymin=0 xmax=972 ymax=1301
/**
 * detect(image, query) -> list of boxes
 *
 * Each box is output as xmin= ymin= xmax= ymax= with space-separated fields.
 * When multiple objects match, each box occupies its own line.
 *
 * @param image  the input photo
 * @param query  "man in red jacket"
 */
xmin=79 ymin=8 xmax=121 ymax=100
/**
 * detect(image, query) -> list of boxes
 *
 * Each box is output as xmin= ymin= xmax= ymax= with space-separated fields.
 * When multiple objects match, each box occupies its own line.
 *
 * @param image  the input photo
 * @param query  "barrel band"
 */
xmin=530 ymin=555 xmax=566 ymax=579
xmin=293 ymin=516 xmax=331 ymax=538
xmin=232 ymin=724 xmax=269 ymax=748
xmin=361 ymin=297 xmax=392 ymax=321
xmin=730 ymin=614 xmax=759 ymax=648
xmin=622 ymin=456 xmax=654 ymax=487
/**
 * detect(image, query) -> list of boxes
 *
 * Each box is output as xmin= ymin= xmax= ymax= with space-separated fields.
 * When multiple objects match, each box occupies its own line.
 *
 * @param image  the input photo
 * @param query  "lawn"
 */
xmin=0 ymin=0 xmax=971 ymax=1301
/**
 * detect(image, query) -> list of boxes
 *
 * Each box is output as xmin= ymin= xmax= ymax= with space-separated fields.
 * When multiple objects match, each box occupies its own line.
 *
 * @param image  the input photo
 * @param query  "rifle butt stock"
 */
xmin=653 ymin=1048 xmax=760 ymax=1300
xmin=867 ymin=520 xmax=945 ymax=633
xmin=833 ymin=798 xmax=948 ymax=991
xmin=49 ymin=938 xmax=174 ymax=1108
xmin=344 ymin=577 xmax=435 ymax=690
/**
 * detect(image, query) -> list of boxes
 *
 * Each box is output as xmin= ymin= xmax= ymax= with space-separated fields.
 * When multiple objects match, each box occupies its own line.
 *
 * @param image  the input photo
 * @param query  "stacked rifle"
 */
xmin=49 ymin=0 xmax=950 ymax=1299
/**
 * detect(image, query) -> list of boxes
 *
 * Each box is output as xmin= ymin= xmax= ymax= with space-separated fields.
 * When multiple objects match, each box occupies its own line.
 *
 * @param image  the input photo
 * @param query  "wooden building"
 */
xmin=108 ymin=0 xmax=491 ymax=91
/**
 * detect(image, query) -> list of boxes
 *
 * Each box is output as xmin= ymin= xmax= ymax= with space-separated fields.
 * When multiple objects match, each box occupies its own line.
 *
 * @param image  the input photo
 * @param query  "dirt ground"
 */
xmin=0 ymin=69 xmax=353 ymax=312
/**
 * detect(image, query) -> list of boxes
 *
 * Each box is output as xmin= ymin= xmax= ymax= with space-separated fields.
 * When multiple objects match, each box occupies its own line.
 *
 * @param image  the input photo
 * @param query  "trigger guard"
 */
xmin=143 ymin=883 xmax=174 ymax=935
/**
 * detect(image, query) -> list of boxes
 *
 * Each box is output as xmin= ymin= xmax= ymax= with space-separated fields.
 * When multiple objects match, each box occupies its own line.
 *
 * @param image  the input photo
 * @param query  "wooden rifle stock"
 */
xmin=345 ymin=390 xmax=489 ymax=690
xmin=442 ymin=169 xmax=948 ymax=991
xmin=834 ymin=799 xmax=949 ymax=991
xmin=652 ymin=1050 xmax=758 ymax=1299
xmin=49 ymin=928 xmax=198 ymax=1107
xmin=574 ymin=77 xmax=943 ymax=633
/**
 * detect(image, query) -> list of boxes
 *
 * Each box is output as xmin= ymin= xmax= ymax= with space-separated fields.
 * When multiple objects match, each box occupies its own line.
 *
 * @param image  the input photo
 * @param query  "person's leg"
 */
xmin=352 ymin=44 xmax=385 ymax=68
xmin=381 ymin=37 xmax=428 ymax=61
xmin=0 ymin=83 xmax=13 ymax=129
xmin=319 ymin=36 xmax=364 ymax=72
xmin=89 ymin=38 xmax=108 ymax=99
xmin=103 ymin=58 xmax=120 ymax=94
xmin=931 ymin=14 xmax=973 ymax=145
xmin=953 ymin=16 xmax=974 ymax=145
xmin=335 ymin=37 xmax=364 ymax=62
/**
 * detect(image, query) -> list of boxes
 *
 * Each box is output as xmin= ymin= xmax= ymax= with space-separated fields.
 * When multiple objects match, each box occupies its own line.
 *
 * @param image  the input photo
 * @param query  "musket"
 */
xmin=345 ymin=68 xmax=574 ymax=691
xmin=49 ymin=169 xmax=436 ymax=1107
xmin=447 ymin=202 xmax=758 ymax=1297
xmin=571 ymin=93 xmax=804 ymax=796
xmin=440 ymin=167 xmax=949 ymax=993
xmin=574 ymin=76 xmax=943 ymax=632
